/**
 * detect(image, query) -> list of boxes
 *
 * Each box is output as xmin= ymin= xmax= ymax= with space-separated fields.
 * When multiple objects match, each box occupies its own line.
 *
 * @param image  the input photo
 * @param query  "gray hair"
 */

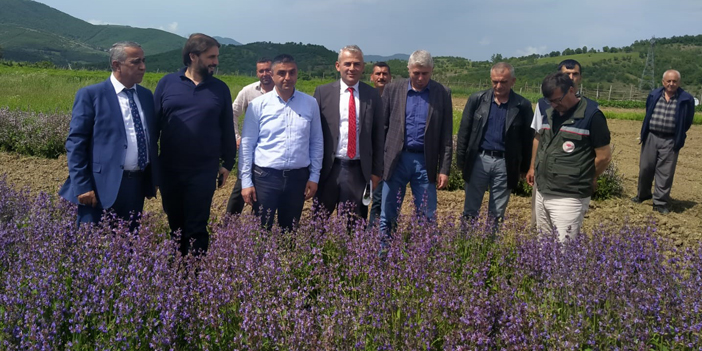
xmin=407 ymin=50 xmax=433 ymax=68
xmin=109 ymin=41 xmax=142 ymax=71
xmin=662 ymin=69 xmax=681 ymax=80
xmin=491 ymin=62 xmax=515 ymax=79
xmin=338 ymin=45 xmax=364 ymax=62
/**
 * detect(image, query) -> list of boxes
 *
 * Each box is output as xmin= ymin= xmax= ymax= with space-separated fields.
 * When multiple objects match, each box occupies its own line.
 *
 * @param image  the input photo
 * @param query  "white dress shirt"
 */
xmin=336 ymin=80 xmax=361 ymax=160
xmin=110 ymin=74 xmax=149 ymax=171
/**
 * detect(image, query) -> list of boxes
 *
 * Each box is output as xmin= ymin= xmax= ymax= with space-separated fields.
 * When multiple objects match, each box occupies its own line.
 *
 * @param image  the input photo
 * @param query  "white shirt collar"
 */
xmin=110 ymin=73 xmax=136 ymax=95
xmin=340 ymin=80 xmax=360 ymax=94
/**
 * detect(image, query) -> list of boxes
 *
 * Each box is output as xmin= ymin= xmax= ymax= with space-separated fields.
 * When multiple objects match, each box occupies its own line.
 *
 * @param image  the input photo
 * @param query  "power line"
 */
xmin=639 ymin=37 xmax=656 ymax=91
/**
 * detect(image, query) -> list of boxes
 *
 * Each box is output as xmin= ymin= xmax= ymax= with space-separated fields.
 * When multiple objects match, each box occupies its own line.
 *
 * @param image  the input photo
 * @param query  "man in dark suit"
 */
xmin=314 ymin=45 xmax=384 ymax=222
xmin=59 ymin=41 xmax=159 ymax=231
xmin=456 ymin=62 xmax=533 ymax=226
xmin=380 ymin=50 xmax=453 ymax=239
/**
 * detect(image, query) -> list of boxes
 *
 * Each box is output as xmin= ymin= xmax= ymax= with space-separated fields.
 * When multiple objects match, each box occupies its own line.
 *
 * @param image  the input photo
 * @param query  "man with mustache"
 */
xmin=60 ymin=41 xmax=159 ymax=232
xmin=367 ymin=61 xmax=394 ymax=226
xmin=226 ymin=58 xmax=274 ymax=215
xmin=154 ymin=33 xmax=237 ymax=256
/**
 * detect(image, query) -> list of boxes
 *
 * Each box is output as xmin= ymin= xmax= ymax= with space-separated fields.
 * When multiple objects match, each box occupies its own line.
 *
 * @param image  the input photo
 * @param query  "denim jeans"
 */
xmin=380 ymin=151 xmax=437 ymax=238
xmin=463 ymin=153 xmax=510 ymax=220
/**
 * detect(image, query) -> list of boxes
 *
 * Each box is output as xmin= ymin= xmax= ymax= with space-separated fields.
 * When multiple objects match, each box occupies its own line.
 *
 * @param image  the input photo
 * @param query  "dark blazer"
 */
xmin=456 ymin=89 xmax=533 ymax=189
xmin=382 ymin=78 xmax=453 ymax=183
xmin=640 ymin=87 xmax=695 ymax=151
xmin=314 ymin=81 xmax=385 ymax=183
xmin=59 ymin=79 xmax=159 ymax=208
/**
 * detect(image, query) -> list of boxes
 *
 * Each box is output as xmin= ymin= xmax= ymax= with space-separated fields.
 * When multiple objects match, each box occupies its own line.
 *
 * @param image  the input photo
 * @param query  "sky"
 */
xmin=35 ymin=0 xmax=702 ymax=61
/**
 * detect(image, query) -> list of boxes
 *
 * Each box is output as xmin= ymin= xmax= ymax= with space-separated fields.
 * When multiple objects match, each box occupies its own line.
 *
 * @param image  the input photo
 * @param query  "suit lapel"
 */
xmin=399 ymin=79 xmax=408 ymax=135
xmin=104 ymin=79 xmax=127 ymax=143
xmin=425 ymin=80 xmax=437 ymax=131
xmin=330 ymin=81 xmax=341 ymax=150
xmin=505 ymin=90 xmax=518 ymax=132
xmin=136 ymin=85 xmax=154 ymax=134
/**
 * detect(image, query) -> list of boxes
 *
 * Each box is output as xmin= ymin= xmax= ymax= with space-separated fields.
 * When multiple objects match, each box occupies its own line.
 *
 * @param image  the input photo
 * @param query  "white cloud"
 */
xmin=516 ymin=45 xmax=548 ymax=56
xmin=158 ymin=22 xmax=179 ymax=33
xmin=479 ymin=37 xmax=491 ymax=46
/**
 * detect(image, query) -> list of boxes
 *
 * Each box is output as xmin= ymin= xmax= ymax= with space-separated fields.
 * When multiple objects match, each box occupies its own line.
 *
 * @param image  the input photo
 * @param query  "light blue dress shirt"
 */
xmin=240 ymin=88 xmax=323 ymax=189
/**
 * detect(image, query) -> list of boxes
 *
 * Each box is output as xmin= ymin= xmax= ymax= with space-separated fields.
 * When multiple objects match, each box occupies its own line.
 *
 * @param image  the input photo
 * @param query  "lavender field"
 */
xmin=1 ymin=176 xmax=701 ymax=350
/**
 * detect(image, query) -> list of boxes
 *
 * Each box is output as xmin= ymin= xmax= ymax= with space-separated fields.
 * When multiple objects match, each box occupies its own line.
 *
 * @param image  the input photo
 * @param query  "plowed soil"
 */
xmin=2 ymin=116 xmax=701 ymax=247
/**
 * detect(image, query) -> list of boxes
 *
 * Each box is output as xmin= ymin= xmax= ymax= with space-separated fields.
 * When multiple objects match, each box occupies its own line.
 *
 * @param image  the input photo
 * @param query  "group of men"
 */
xmin=60 ymin=33 xmax=695 ymax=254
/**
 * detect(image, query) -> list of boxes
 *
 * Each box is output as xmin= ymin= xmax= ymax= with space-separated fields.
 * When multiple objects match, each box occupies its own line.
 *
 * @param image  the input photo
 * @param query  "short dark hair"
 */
xmin=182 ymin=33 xmax=220 ymax=66
xmin=373 ymin=61 xmax=391 ymax=75
xmin=557 ymin=59 xmax=582 ymax=74
xmin=272 ymin=54 xmax=296 ymax=67
xmin=257 ymin=57 xmax=272 ymax=65
xmin=541 ymin=72 xmax=574 ymax=98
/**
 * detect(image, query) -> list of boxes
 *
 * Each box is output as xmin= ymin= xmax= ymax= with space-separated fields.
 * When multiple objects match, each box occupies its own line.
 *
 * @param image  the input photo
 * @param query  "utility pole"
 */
xmin=638 ymin=37 xmax=656 ymax=91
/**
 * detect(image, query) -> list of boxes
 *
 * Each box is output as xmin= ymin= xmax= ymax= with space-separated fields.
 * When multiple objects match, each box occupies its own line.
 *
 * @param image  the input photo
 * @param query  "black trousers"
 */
xmin=226 ymin=171 xmax=245 ymax=215
xmin=160 ymin=168 xmax=217 ymax=256
xmin=315 ymin=159 xmax=368 ymax=220
xmin=252 ymin=165 xmax=309 ymax=232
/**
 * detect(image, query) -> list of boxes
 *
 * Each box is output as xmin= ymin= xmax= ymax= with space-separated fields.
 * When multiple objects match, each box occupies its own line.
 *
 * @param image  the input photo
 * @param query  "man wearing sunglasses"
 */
xmin=532 ymin=72 xmax=612 ymax=243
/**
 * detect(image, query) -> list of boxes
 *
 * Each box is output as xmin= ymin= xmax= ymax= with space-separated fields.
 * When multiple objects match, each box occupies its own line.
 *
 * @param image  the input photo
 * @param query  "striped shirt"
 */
xmin=649 ymin=93 xmax=677 ymax=134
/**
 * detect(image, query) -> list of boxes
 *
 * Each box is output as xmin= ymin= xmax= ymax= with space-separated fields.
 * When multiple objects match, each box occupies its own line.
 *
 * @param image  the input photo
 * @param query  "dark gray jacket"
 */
xmin=456 ymin=89 xmax=533 ymax=189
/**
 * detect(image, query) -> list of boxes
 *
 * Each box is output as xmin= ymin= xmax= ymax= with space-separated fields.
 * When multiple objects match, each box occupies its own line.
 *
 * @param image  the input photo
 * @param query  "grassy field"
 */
xmin=1 ymin=65 xmax=699 ymax=129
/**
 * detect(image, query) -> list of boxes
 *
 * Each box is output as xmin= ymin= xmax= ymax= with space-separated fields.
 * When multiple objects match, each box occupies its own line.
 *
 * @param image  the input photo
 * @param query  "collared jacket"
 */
xmin=456 ymin=89 xmax=534 ymax=189
xmin=640 ymin=87 xmax=695 ymax=151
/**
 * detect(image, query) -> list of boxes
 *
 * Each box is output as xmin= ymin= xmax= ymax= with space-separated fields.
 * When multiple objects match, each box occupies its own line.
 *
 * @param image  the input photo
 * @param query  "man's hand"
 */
xmin=526 ymin=168 xmax=535 ymax=186
xmin=218 ymin=166 xmax=230 ymax=188
xmin=242 ymin=186 xmax=256 ymax=205
xmin=371 ymin=174 xmax=381 ymax=191
xmin=236 ymin=137 xmax=241 ymax=149
xmin=77 ymin=190 xmax=98 ymax=207
xmin=592 ymin=178 xmax=599 ymax=192
xmin=437 ymin=174 xmax=449 ymax=190
xmin=304 ymin=181 xmax=318 ymax=200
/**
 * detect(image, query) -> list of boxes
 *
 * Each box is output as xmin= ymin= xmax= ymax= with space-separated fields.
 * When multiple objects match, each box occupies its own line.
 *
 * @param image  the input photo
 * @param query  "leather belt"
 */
xmin=480 ymin=149 xmax=505 ymax=158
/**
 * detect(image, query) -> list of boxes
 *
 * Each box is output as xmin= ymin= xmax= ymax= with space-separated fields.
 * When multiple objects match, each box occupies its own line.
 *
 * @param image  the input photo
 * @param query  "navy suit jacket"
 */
xmin=59 ymin=78 xmax=159 ymax=208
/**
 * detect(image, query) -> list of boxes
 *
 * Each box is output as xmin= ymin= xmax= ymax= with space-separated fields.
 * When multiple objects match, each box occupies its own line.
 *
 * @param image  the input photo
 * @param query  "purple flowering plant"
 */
xmin=0 ymin=177 xmax=701 ymax=350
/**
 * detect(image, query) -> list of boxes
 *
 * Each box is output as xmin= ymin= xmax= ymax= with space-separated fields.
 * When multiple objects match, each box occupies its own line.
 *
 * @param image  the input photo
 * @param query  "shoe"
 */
xmin=631 ymin=195 xmax=652 ymax=204
xmin=653 ymin=205 xmax=670 ymax=215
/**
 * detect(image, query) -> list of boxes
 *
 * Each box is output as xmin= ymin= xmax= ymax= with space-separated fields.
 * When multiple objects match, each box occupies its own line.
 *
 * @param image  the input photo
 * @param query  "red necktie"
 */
xmin=347 ymin=87 xmax=356 ymax=159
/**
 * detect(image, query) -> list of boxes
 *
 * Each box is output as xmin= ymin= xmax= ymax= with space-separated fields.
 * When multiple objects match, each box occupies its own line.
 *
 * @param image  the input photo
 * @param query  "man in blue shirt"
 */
xmin=380 ymin=50 xmax=453 ymax=241
xmin=240 ymin=54 xmax=323 ymax=231
xmin=154 ymin=33 xmax=237 ymax=256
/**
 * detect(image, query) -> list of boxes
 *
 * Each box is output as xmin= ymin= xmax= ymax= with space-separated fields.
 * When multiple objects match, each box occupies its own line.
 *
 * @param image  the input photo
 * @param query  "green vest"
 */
xmin=535 ymin=98 xmax=599 ymax=198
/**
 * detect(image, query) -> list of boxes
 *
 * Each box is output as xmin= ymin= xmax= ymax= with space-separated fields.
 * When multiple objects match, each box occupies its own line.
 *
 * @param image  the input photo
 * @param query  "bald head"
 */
xmin=662 ymin=69 xmax=681 ymax=96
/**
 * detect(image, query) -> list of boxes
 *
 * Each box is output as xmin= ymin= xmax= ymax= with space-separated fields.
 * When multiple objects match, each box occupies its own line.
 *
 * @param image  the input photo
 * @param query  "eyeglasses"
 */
xmin=548 ymin=93 xmax=567 ymax=106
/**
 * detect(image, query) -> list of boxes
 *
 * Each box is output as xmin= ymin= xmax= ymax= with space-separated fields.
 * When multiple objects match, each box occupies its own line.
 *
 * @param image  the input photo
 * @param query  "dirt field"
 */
xmin=2 ymin=116 xmax=701 ymax=247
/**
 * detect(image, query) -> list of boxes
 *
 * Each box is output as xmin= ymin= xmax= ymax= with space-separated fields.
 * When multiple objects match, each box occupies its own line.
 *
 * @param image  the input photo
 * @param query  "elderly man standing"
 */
xmin=380 ymin=50 xmax=453 ymax=239
xmin=533 ymin=72 xmax=611 ymax=242
xmin=632 ymin=70 xmax=695 ymax=214
xmin=226 ymin=58 xmax=274 ymax=215
xmin=314 ymin=45 xmax=384 ymax=221
xmin=154 ymin=33 xmax=237 ymax=256
xmin=456 ymin=62 xmax=533 ymax=225
xmin=60 ymin=41 xmax=159 ymax=231
xmin=240 ymin=54 xmax=323 ymax=231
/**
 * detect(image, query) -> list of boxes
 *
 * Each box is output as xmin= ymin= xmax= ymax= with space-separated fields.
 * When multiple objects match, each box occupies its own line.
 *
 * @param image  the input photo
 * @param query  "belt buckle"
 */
xmin=282 ymin=169 xmax=290 ymax=177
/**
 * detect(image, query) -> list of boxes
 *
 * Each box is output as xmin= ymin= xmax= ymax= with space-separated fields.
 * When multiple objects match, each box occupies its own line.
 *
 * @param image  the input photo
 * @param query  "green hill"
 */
xmin=145 ymin=41 xmax=340 ymax=79
xmin=0 ymin=0 xmax=187 ymax=64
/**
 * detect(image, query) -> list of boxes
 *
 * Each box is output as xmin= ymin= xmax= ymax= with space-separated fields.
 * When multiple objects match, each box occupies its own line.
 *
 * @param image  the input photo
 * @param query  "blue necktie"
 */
xmin=123 ymin=88 xmax=147 ymax=170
